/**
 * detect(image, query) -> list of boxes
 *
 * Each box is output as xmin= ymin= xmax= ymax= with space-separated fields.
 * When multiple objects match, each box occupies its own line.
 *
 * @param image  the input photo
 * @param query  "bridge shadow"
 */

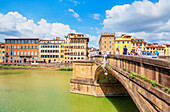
xmin=106 ymin=96 xmax=139 ymax=112
xmin=97 ymin=71 xmax=139 ymax=112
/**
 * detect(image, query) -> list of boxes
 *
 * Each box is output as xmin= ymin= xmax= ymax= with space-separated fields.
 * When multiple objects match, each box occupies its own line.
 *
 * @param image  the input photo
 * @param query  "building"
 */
xmin=39 ymin=37 xmax=64 ymax=63
xmin=131 ymin=38 xmax=147 ymax=52
xmin=162 ymin=44 xmax=170 ymax=56
xmin=5 ymin=38 xmax=40 ymax=63
xmin=88 ymin=47 xmax=97 ymax=58
xmin=146 ymin=43 xmax=165 ymax=56
xmin=89 ymin=49 xmax=99 ymax=58
xmin=0 ymin=43 xmax=5 ymax=62
xmin=67 ymin=33 xmax=89 ymax=61
xmin=114 ymin=34 xmax=132 ymax=55
xmin=99 ymin=33 xmax=115 ymax=55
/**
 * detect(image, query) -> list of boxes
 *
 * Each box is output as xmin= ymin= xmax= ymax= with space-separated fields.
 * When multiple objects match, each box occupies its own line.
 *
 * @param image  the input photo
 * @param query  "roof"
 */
xmin=90 ymin=49 xmax=99 ymax=52
xmin=40 ymin=40 xmax=65 ymax=41
xmin=163 ymin=44 xmax=170 ymax=46
xmin=5 ymin=38 xmax=40 ymax=40
xmin=146 ymin=46 xmax=165 ymax=48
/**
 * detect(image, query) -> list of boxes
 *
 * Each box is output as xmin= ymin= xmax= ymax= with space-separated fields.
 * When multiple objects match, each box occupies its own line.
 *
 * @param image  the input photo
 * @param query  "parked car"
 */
xmin=141 ymin=52 xmax=159 ymax=58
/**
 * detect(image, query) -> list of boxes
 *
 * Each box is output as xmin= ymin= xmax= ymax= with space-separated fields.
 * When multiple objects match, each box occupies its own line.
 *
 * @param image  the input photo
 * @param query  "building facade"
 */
xmin=99 ymin=33 xmax=115 ymax=55
xmin=162 ymin=44 xmax=170 ymax=56
xmin=5 ymin=38 xmax=40 ymax=63
xmin=39 ymin=38 xmax=64 ymax=63
xmin=0 ymin=43 xmax=5 ymax=62
xmin=146 ymin=43 xmax=165 ymax=56
xmin=131 ymin=38 xmax=146 ymax=52
xmin=114 ymin=34 xmax=132 ymax=55
xmin=68 ymin=33 xmax=89 ymax=61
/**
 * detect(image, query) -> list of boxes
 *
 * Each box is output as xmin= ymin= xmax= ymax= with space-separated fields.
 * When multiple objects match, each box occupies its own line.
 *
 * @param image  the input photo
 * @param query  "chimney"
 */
xmin=56 ymin=37 xmax=60 ymax=40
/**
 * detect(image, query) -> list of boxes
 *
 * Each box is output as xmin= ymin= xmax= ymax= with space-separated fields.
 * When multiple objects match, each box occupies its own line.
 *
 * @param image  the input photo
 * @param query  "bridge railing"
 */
xmin=92 ymin=55 xmax=170 ymax=88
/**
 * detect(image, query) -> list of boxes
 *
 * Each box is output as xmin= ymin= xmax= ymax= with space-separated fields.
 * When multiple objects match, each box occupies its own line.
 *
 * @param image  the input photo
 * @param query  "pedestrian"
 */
xmin=123 ymin=45 xmax=128 ymax=55
xmin=135 ymin=44 xmax=142 ymax=56
xmin=115 ymin=47 xmax=119 ymax=55
xmin=155 ymin=50 xmax=159 ymax=56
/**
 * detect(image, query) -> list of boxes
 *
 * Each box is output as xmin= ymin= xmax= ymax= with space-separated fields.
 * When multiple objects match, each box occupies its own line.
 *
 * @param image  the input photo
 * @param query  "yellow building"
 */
xmin=99 ymin=33 xmax=115 ymax=55
xmin=0 ymin=43 xmax=5 ymax=62
xmin=146 ymin=43 xmax=165 ymax=56
xmin=131 ymin=38 xmax=147 ymax=52
xmin=162 ymin=44 xmax=170 ymax=56
xmin=114 ymin=34 xmax=132 ymax=55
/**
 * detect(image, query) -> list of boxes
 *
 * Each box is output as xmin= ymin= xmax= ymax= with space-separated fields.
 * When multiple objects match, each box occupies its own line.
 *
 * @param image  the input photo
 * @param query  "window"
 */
xmin=81 ymin=46 xmax=84 ymax=48
xmin=110 ymin=46 xmax=111 ymax=48
xmin=24 ymin=51 xmax=26 ymax=55
xmin=82 ymin=41 xmax=84 ymax=43
xmin=118 ymin=45 xmax=119 ymax=48
xmin=21 ymin=51 xmax=23 ymax=56
xmin=74 ymin=46 xmax=76 ymax=48
xmin=35 ymin=46 xmax=37 ymax=49
xmin=110 ymin=41 xmax=111 ymax=44
xmin=21 ymin=46 xmax=23 ymax=49
xmin=81 ymin=52 xmax=84 ymax=55
xmin=17 ymin=51 xmax=19 ymax=55
xmin=122 ymin=41 xmax=124 ymax=44
xmin=71 ymin=41 xmax=73 ymax=43
xmin=32 ymin=46 xmax=34 ymax=49
xmin=6 ymin=46 xmax=8 ymax=49
xmin=6 ymin=40 xmax=9 ymax=44
xmin=24 ymin=46 xmax=27 ymax=49
xmin=14 ymin=46 xmax=16 ymax=49
xmin=31 ymin=51 xmax=34 ymax=55
xmin=74 ymin=41 xmax=76 ymax=43
xmin=25 ymin=40 xmax=27 ymax=44
xmin=18 ymin=40 xmax=20 ymax=44
xmin=105 ymin=46 xmax=106 ymax=48
xmin=28 ymin=51 xmax=30 ymax=55
xmin=14 ymin=51 xmax=16 ymax=55
xmin=61 ymin=55 xmax=64 ymax=58
xmin=32 ymin=40 xmax=35 ymax=44
xmin=35 ymin=40 xmax=38 ymax=44
xmin=105 ymin=41 xmax=106 ymax=44
xmin=74 ymin=52 xmax=77 ymax=55
xmin=127 ymin=45 xmax=129 ymax=48
xmin=28 ymin=46 xmax=30 ymax=49
xmin=21 ymin=40 xmax=24 ymax=44
xmin=28 ymin=40 xmax=31 ymax=44
xmin=140 ymin=43 xmax=142 ymax=46
xmin=10 ymin=40 xmax=14 ymax=44
xmin=118 ymin=41 xmax=120 ymax=44
xmin=35 ymin=51 xmax=37 ymax=56
xmin=18 ymin=46 xmax=19 ymax=49
xmin=14 ymin=40 xmax=17 ymax=44
xmin=127 ymin=41 xmax=129 ymax=44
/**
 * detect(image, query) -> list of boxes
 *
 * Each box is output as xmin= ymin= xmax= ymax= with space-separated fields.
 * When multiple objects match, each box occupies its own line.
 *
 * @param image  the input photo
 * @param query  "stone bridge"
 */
xmin=70 ymin=55 xmax=170 ymax=112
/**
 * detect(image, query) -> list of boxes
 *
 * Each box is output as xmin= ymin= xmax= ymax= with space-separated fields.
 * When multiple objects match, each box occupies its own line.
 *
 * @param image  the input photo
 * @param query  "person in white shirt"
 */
xmin=115 ymin=47 xmax=119 ymax=55
xmin=135 ymin=44 xmax=142 ymax=56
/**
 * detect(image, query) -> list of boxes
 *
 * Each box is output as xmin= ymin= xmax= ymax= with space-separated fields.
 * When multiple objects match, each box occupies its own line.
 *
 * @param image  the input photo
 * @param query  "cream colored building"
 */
xmin=99 ymin=33 xmax=115 ymax=55
xmin=162 ymin=44 xmax=170 ymax=56
xmin=39 ymin=37 xmax=64 ymax=63
xmin=67 ymin=33 xmax=89 ymax=61
xmin=146 ymin=43 xmax=165 ymax=56
xmin=131 ymin=38 xmax=147 ymax=52
xmin=0 ymin=43 xmax=5 ymax=62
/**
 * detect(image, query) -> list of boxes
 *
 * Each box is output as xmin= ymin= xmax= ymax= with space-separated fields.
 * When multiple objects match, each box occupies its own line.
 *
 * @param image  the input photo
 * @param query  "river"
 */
xmin=0 ymin=70 xmax=139 ymax=112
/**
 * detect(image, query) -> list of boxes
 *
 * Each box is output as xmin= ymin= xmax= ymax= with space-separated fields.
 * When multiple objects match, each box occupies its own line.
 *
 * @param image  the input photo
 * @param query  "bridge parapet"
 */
xmin=92 ymin=55 xmax=170 ymax=88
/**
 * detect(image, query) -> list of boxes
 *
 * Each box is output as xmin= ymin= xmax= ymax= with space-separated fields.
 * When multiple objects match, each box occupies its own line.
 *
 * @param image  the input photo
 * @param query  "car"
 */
xmin=141 ymin=52 xmax=159 ymax=58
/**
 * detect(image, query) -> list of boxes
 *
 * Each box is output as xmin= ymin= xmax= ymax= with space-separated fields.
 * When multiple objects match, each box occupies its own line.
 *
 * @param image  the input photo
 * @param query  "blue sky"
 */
xmin=0 ymin=0 xmax=169 ymax=48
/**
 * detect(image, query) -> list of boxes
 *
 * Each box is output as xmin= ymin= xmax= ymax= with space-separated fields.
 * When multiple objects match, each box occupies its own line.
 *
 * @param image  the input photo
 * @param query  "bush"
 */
xmin=58 ymin=67 xmax=73 ymax=71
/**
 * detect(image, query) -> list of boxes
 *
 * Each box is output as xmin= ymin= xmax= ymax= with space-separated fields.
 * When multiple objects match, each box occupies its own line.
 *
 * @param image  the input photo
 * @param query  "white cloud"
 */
xmin=0 ymin=11 xmax=76 ymax=42
xmin=102 ymin=0 xmax=170 ymax=44
xmin=92 ymin=13 xmax=100 ymax=20
xmin=85 ymin=34 xmax=100 ymax=48
xmin=68 ymin=8 xmax=82 ymax=21
xmin=59 ymin=0 xmax=62 ymax=2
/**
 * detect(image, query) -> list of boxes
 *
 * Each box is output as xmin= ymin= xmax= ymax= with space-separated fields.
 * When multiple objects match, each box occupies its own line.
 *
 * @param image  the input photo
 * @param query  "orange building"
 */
xmin=5 ymin=38 xmax=40 ymax=63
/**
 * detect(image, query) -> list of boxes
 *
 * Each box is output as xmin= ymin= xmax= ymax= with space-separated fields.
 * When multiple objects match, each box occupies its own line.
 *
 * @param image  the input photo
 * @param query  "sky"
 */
xmin=0 ymin=0 xmax=170 ymax=48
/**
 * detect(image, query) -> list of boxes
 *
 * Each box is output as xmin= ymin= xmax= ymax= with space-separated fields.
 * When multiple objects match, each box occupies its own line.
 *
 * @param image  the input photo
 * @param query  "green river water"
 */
xmin=0 ymin=70 xmax=139 ymax=112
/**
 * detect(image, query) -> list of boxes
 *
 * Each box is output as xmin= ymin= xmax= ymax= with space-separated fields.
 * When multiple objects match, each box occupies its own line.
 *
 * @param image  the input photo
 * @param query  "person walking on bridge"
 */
xmin=135 ymin=44 xmax=142 ymax=56
xmin=123 ymin=45 xmax=128 ymax=55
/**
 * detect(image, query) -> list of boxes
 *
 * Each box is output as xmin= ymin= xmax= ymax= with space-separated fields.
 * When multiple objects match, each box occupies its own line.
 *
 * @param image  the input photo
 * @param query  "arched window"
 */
xmin=21 ymin=51 xmax=23 ymax=56
xmin=24 ymin=51 xmax=26 ymax=55
xmin=24 ymin=46 xmax=27 ymax=49
xmin=17 ymin=51 xmax=19 ymax=55
xmin=31 ymin=51 xmax=34 ymax=55
xmin=32 ymin=46 xmax=34 ymax=49
xmin=28 ymin=46 xmax=30 ymax=49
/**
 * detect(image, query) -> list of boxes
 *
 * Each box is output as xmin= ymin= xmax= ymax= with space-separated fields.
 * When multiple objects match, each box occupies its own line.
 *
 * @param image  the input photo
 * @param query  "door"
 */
xmin=24 ymin=58 xmax=26 ymax=63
